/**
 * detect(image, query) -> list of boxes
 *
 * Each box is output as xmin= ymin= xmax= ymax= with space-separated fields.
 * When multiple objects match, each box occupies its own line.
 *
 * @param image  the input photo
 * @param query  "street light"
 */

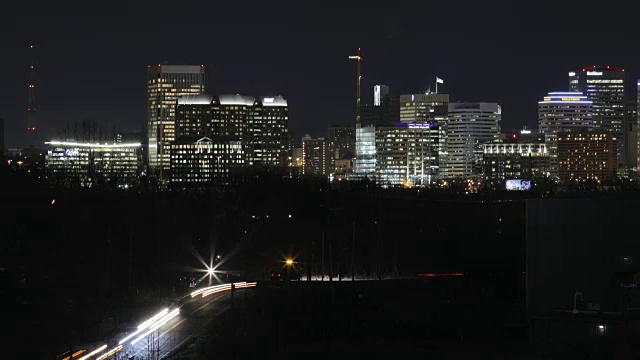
xmin=285 ymin=259 xmax=294 ymax=266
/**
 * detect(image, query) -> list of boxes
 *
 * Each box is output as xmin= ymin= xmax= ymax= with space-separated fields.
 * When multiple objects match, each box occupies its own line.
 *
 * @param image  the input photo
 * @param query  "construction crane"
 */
xmin=348 ymin=48 xmax=363 ymax=124
xmin=26 ymin=44 xmax=37 ymax=133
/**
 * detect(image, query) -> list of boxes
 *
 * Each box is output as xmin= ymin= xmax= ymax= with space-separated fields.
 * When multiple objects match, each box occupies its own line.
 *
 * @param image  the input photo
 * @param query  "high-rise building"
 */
xmin=482 ymin=133 xmax=549 ymax=188
xmin=176 ymin=94 xmax=250 ymax=139
xmin=557 ymin=129 xmax=617 ymax=183
xmin=302 ymin=137 xmax=331 ymax=177
xmin=400 ymin=93 xmax=449 ymax=179
xmin=443 ymin=102 xmax=501 ymax=179
xmin=353 ymin=125 xmax=376 ymax=177
xmin=374 ymin=85 xmax=389 ymax=106
xmin=170 ymin=135 xmax=244 ymax=189
xmin=147 ymin=64 xmax=205 ymax=181
xmin=538 ymin=92 xmax=593 ymax=178
xmin=174 ymin=94 xmax=289 ymax=168
xmin=327 ymin=125 xmax=355 ymax=160
xmin=569 ymin=66 xmax=626 ymax=168
xmin=248 ymin=96 xmax=289 ymax=167
xmin=375 ymin=122 xmax=437 ymax=187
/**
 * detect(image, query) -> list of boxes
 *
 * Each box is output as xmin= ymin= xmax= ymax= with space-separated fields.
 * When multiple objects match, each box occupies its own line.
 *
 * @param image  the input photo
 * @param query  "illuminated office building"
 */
xmin=482 ymin=133 xmax=549 ymax=187
xmin=45 ymin=141 xmax=142 ymax=188
xmin=176 ymin=94 xmax=249 ymax=139
xmin=147 ymin=64 xmax=205 ymax=181
xmin=443 ymin=102 xmax=501 ymax=179
xmin=569 ymin=66 xmax=626 ymax=168
xmin=302 ymin=137 xmax=331 ymax=177
xmin=400 ymin=93 xmax=448 ymax=178
xmin=374 ymin=85 xmax=389 ymax=106
xmin=175 ymin=94 xmax=289 ymax=168
xmin=248 ymin=96 xmax=289 ymax=167
xmin=375 ymin=122 xmax=438 ymax=187
xmin=538 ymin=92 xmax=593 ymax=178
xmin=353 ymin=125 xmax=376 ymax=177
xmin=557 ymin=129 xmax=617 ymax=183
xmin=170 ymin=136 xmax=244 ymax=189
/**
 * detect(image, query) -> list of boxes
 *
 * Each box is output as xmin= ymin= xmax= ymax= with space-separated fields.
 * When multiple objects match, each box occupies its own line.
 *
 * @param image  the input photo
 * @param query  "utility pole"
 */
xmin=307 ymin=235 xmax=311 ymax=282
xmin=351 ymin=221 xmax=356 ymax=282
xmin=348 ymin=48 xmax=363 ymax=125
xmin=321 ymin=232 xmax=325 ymax=281
xmin=329 ymin=243 xmax=335 ymax=304
xmin=128 ymin=230 xmax=133 ymax=295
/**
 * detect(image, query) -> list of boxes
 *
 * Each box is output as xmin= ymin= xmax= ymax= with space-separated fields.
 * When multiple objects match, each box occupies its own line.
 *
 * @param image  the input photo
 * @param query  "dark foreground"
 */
xmin=186 ymin=278 xmax=530 ymax=358
xmin=183 ymin=278 xmax=640 ymax=359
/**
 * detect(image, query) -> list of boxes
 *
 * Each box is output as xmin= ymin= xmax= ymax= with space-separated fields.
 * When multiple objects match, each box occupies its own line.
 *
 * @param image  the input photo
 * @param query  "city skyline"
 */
xmin=1 ymin=6 xmax=638 ymax=148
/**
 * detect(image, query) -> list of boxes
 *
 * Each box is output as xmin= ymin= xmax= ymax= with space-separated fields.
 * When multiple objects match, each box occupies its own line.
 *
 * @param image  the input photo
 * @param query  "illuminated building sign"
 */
xmin=586 ymin=71 xmax=602 ymax=76
xmin=561 ymin=97 xmax=582 ymax=101
xmin=505 ymin=179 xmax=531 ymax=191
xmin=569 ymin=72 xmax=576 ymax=76
xmin=520 ymin=129 xmax=531 ymax=134
xmin=543 ymin=97 xmax=551 ymax=101
xmin=263 ymin=97 xmax=274 ymax=103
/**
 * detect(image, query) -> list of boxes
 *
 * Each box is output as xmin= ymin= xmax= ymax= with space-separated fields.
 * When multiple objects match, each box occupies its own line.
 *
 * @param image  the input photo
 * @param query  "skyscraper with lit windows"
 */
xmin=569 ymin=66 xmax=626 ymax=168
xmin=147 ymin=64 xmax=205 ymax=182
xmin=538 ymin=91 xmax=593 ymax=178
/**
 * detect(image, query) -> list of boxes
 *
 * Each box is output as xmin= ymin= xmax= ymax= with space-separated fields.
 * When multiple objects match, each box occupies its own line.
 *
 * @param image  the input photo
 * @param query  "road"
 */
xmin=72 ymin=282 xmax=256 ymax=360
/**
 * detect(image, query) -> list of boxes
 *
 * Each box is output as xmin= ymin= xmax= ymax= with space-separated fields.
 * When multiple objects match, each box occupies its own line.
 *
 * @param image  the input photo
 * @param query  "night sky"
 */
xmin=2 ymin=5 xmax=639 ymax=148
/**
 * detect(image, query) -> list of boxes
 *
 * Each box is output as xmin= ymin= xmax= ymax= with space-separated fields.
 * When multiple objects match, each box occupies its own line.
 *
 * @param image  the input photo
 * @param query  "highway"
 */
xmin=66 ymin=282 xmax=256 ymax=360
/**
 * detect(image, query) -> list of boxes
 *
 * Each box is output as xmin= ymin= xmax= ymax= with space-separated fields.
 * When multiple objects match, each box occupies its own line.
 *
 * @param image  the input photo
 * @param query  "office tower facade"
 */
xmin=538 ymin=92 xmax=593 ymax=178
xmin=147 ymin=64 xmax=205 ymax=181
xmin=374 ymin=122 xmax=437 ymax=187
xmin=557 ymin=130 xmax=617 ymax=183
xmin=374 ymin=85 xmax=389 ymax=106
xmin=443 ymin=102 xmax=501 ymax=179
xmin=327 ymin=125 xmax=356 ymax=160
xmin=44 ymin=141 xmax=142 ymax=188
xmin=248 ymin=96 xmax=289 ymax=167
xmin=482 ymin=134 xmax=549 ymax=187
xmin=353 ymin=125 xmax=376 ymax=177
xmin=399 ymin=93 xmax=448 ymax=179
xmin=176 ymin=94 xmax=251 ymax=139
xmin=569 ymin=66 xmax=626 ymax=168
xmin=174 ymin=94 xmax=289 ymax=168
xmin=399 ymin=93 xmax=449 ymax=123
xmin=302 ymin=138 xmax=331 ymax=177
xmin=170 ymin=136 xmax=244 ymax=189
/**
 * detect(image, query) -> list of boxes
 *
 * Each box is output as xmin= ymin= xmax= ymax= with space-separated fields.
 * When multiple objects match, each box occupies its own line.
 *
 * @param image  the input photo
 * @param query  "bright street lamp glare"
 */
xmin=286 ymin=259 xmax=294 ymax=266
xmin=207 ymin=268 xmax=214 ymax=275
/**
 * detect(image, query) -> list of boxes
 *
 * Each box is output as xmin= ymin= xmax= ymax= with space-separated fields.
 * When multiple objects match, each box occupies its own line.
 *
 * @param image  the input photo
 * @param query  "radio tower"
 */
xmin=348 ymin=48 xmax=363 ymax=124
xmin=26 ymin=44 xmax=37 ymax=142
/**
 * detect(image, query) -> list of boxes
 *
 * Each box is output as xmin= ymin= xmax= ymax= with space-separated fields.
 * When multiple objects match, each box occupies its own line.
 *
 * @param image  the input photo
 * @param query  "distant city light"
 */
xmin=45 ymin=141 xmax=141 ymax=148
